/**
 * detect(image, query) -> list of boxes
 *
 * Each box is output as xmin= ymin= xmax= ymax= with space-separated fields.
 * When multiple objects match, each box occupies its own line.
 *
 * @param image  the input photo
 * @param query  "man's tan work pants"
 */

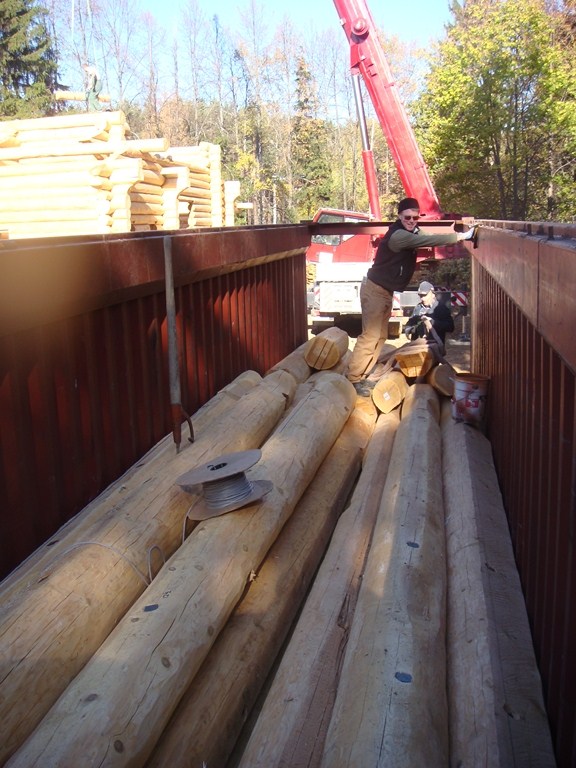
xmin=346 ymin=278 xmax=393 ymax=383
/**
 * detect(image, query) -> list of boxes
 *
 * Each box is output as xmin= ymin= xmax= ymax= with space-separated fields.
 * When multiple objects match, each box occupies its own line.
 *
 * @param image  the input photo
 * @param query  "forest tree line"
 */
xmin=2 ymin=0 xmax=576 ymax=224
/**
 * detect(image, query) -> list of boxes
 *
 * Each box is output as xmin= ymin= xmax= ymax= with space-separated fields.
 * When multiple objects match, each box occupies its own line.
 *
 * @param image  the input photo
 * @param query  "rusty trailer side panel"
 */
xmin=472 ymin=222 xmax=576 ymax=768
xmin=0 ymin=226 xmax=310 ymax=580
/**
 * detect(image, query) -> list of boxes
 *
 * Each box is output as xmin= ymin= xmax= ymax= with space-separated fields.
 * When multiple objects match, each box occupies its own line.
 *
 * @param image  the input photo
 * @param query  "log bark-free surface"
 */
xmin=0 ymin=371 xmax=263 ymax=596
xmin=395 ymin=345 xmax=434 ymax=378
xmin=304 ymin=327 xmax=350 ymax=370
xmin=7 ymin=374 xmax=355 ymax=768
xmin=426 ymin=361 xmax=456 ymax=397
xmin=441 ymin=401 xmax=556 ymax=767
xmin=238 ymin=411 xmax=400 ymax=768
xmin=0 ymin=371 xmax=294 ymax=765
xmin=265 ymin=341 xmax=312 ymax=384
xmin=146 ymin=402 xmax=376 ymax=768
xmin=372 ymin=369 xmax=409 ymax=413
xmin=320 ymin=384 xmax=448 ymax=768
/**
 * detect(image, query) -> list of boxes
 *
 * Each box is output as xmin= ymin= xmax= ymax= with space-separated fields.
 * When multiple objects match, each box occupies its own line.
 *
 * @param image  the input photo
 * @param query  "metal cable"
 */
xmin=201 ymin=472 xmax=254 ymax=510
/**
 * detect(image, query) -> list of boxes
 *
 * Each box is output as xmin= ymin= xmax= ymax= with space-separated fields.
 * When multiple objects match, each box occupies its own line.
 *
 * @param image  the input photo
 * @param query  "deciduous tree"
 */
xmin=414 ymin=0 xmax=576 ymax=220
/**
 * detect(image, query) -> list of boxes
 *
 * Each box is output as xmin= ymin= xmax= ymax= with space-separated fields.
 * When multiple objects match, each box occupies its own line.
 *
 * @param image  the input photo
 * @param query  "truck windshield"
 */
xmin=311 ymin=212 xmax=369 ymax=246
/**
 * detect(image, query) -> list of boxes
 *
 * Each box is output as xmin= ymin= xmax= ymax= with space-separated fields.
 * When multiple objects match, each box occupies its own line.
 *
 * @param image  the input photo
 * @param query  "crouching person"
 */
xmin=404 ymin=281 xmax=454 ymax=349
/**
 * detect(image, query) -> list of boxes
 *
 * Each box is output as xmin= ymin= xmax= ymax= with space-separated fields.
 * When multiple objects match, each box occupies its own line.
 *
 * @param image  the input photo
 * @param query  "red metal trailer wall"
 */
xmin=472 ymin=222 xmax=576 ymax=768
xmin=0 ymin=226 xmax=310 ymax=580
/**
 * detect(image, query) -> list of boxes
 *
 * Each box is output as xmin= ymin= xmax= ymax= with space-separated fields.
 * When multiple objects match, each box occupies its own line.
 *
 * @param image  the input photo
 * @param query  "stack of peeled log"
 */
xmin=0 ymin=112 xmax=227 ymax=238
xmin=0 ymin=328 xmax=371 ymax=767
xmin=0 ymin=327 xmax=554 ymax=768
xmin=237 ymin=384 xmax=556 ymax=768
xmin=371 ymin=337 xmax=458 ymax=414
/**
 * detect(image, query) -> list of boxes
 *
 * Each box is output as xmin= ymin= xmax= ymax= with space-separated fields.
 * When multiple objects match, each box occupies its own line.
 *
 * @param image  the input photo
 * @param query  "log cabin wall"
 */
xmin=471 ymin=221 xmax=576 ymax=768
xmin=0 ymin=112 xmax=228 ymax=238
xmin=0 ymin=225 xmax=309 ymax=580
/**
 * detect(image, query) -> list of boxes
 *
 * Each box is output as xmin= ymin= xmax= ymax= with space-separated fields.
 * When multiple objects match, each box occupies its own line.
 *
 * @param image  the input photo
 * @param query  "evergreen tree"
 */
xmin=292 ymin=55 xmax=332 ymax=220
xmin=0 ymin=0 xmax=58 ymax=118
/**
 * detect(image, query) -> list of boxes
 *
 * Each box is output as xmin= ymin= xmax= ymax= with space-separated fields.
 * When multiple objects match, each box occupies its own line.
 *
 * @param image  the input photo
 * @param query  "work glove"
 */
xmin=457 ymin=225 xmax=479 ymax=244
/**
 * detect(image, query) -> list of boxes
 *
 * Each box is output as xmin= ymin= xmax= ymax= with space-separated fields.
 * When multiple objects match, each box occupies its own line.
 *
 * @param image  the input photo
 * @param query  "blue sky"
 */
xmin=140 ymin=0 xmax=454 ymax=47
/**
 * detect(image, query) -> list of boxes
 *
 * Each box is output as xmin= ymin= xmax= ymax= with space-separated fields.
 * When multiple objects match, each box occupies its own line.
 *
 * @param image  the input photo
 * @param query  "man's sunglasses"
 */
xmin=402 ymin=215 xmax=420 ymax=221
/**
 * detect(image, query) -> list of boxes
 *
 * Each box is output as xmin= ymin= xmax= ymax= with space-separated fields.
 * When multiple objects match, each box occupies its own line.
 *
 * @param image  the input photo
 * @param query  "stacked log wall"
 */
xmin=0 ymin=112 xmax=231 ymax=238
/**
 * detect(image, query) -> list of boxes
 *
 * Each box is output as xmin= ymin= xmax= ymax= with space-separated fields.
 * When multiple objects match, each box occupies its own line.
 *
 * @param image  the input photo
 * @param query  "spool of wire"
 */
xmin=175 ymin=449 xmax=272 ymax=520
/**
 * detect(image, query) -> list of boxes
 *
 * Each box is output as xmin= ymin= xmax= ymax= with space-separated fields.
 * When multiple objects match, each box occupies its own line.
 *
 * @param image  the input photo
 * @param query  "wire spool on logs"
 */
xmin=176 ymin=449 xmax=273 ymax=520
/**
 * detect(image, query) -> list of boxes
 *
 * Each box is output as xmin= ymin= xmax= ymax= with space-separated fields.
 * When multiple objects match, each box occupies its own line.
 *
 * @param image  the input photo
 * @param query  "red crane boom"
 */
xmin=332 ymin=0 xmax=442 ymax=218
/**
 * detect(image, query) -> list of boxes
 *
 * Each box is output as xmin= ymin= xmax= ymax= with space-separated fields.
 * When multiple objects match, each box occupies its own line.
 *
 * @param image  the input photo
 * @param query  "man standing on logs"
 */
xmin=346 ymin=197 xmax=477 ymax=397
xmin=404 ymin=280 xmax=454 ymax=349
xmin=82 ymin=63 xmax=102 ymax=112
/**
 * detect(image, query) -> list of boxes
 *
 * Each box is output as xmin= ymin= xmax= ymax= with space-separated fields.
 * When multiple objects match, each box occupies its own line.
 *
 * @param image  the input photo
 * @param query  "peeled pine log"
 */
xmin=0 ymin=157 xmax=122 ymax=181
xmin=1 ymin=220 xmax=112 ymax=237
xmin=0 ymin=208 xmax=111 ymax=223
xmin=287 ymin=352 xmax=352 ymax=411
xmin=7 ymin=374 xmax=356 ymax=768
xmin=441 ymin=400 xmax=556 ymax=767
xmin=401 ymin=377 xmax=440 ymax=421
xmin=320 ymin=383 xmax=448 ymax=768
xmin=426 ymin=361 xmax=456 ymax=397
xmin=130 ymin=202 xmax=164 ymax=216
xmin=0 ymin=371 xmax=295 ymax=766
xmin=0 ymin=193 xmax=110 ymax=212
xmin=267 ymin=327 xmax=350 ymax=384
xmin=304 ymin=326 xmax=349 ymax=370
xmin=0 ymin=111 xmax=126 ymax=132
xmin=131 ymin=214 xmax=162 ymax=225
xmin=0 ymin=370 xmax=263 ymax=597
xmin=266 ymin=342 xmax=312 ymax=384
xmin=13 ymin=125 xmax=111 ymax=143
xmin=238 ymin=411 xmax=399 ymax=768
xmin=372 ymin=369 xmax=409 ymax=413
xmin=0 ymin=137 xmax=169 ymax=162
xmin=395 ymin=343 xmax=435 ymax=379
xmin=146 ymin=400 xmax=376 ymax=768
xmin=53 ymin=89 xmax=111 ymax=102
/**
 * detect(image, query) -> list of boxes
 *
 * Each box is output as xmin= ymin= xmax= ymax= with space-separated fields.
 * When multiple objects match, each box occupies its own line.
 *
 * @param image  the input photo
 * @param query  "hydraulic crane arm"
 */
xmin=333 ymin=0 xmax=442 ymax=218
